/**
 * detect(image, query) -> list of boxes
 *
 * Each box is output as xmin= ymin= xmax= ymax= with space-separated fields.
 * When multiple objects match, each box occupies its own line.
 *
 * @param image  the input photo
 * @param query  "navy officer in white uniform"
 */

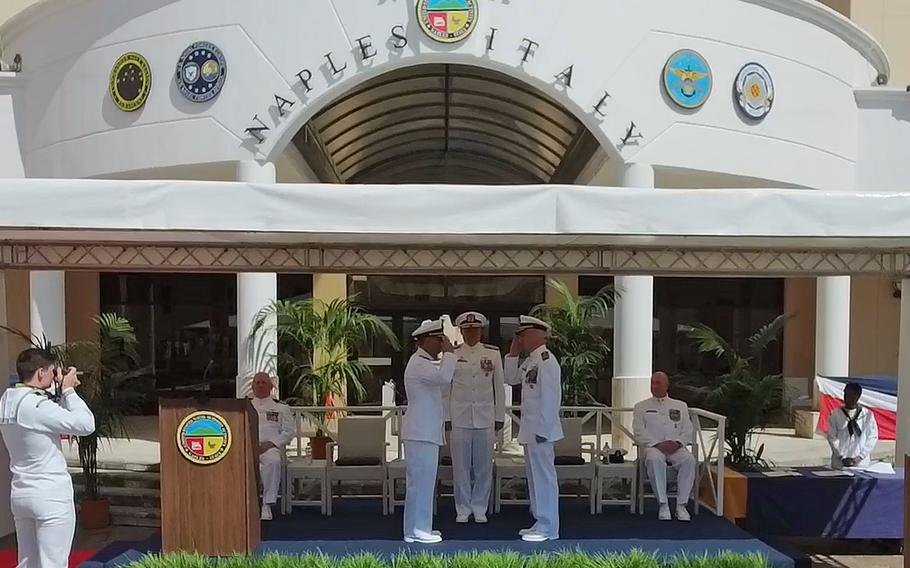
xmin=445 ymin=311 xmax=505 ymax=524
xmin=633 ymin=371 xmax=696 ymax=522
xmin=504 ymin=315 xmax=562 ymax=542
xmin=402 ymin=318 xmax=457 ymax=544
xmin=249 ymin=371 xmax=294 ymax=521
xmin=0 ymin=348 xmax=95 ymax=568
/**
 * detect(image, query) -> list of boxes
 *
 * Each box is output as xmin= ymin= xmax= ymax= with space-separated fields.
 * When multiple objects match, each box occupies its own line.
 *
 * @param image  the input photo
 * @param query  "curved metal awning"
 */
xmin=293 ymin=64 xmax=600 ymax=184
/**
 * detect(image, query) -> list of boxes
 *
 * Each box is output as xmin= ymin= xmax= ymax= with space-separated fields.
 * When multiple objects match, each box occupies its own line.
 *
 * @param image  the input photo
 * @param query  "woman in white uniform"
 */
xmin=0 ymin=348 xmax=95 ymax=568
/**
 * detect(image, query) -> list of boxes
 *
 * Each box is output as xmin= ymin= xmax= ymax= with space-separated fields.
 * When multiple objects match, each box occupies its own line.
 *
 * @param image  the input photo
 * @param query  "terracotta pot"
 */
xmin=80 ymin=498 xmax=111 ymax=530
xmin=309 ymin=434 xmax=331 ymax=460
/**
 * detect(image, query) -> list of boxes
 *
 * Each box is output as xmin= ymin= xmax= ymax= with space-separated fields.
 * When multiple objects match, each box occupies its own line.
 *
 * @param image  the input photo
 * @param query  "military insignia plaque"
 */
xmin=109 ymin=52 xmax=151 ymax=112
xmin=175 ymin=41 xmax=227 ymax=103
xmin=177 ymin=411 xmax=232 ymax=465
xmin=735 ymin=62 xmax=774 ymax=120
xmin=417 ymin=0 xmax=478 ymax=44
xmin=663 ymin=49 xmax=712 ymax=110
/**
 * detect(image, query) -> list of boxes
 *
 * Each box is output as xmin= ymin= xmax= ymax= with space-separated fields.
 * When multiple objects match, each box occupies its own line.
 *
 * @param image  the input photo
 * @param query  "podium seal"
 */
xmin=177 ymin=411 xmax=232 ymax=465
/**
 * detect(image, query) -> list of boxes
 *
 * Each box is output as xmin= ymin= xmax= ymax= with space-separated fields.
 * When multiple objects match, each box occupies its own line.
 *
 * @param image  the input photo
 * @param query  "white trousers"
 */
xmin=643 ymin=446 xmax=696 ymax=505
xmin=12 ymin=496 xmax=75 ymax=568
xmin=451 ymin=426 xmax=494 ymax=517
xmin=524 ymin=441 xmax=559 ymax=537
xmin=259 ymin=447 xmax=282 ymax=505
xmin=403 ymin=440 xmax=439 ymax=539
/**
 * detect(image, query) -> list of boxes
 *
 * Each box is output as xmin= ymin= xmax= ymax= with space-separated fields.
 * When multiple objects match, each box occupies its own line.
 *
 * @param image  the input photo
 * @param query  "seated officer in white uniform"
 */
xmin=249 ymin=371 xmax=294 ymax=521
xmin=402 ymin=318 xmax=457 ymax=544
xmin=444 ymin=311 xmax=505 ymax=524
xmin=504 ymin=315 xmax=563 ymax=543
xmin=0 ymin=348 xmax=95 ymax=568
xmin=827 ymin=382 xmax=879 ymax=469
xmin=633 ymin=371 xmax=696 ymax=522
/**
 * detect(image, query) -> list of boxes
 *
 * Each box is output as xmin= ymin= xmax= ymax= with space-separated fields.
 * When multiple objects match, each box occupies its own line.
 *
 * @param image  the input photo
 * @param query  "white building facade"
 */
xmin=1 ymin=0 xmax=910 ymax=534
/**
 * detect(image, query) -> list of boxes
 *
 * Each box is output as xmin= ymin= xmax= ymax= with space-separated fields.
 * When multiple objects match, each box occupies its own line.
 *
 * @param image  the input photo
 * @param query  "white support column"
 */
xmin=896 ymin=279 xmax=910 ymax=461
xmin=29 ymin=271 xmax=65 ymax=346
xmin=612 ymin=163 xmax=655 ymax=451
xmin=815 ymin=276 xmax=851 ymax=395
xmin=236 ymin=161 xmax=278 ymax=398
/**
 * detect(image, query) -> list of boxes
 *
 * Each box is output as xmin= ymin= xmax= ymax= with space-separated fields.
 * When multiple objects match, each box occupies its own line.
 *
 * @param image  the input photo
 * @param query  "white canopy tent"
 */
xmin=0 ymin=180 xmax=909 ymax=251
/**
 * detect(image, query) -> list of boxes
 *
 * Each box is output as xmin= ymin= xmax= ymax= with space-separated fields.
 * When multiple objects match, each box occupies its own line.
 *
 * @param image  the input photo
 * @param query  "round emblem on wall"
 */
xmin=663 ymin=49 xmax=713 ymax=110
xmin=109 ymin=52 xmax=151 ymax=112
xmin=417 ymin=0 xmax=478 ymax=44
xmin=177 ymin=411 xmax=232 ymax=465
xmin=175 ymin=42 xmax=227 ymax=103
xmin=735 ymin=63 xmax=774 ymax=120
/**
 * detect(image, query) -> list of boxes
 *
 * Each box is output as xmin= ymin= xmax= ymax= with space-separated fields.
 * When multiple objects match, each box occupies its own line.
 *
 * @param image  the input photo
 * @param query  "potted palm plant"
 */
xmin=2 ymin=314 xmax=147 ymax=529
xmin=530 ymin=278 xmax=616 ymax=406
xmin=686 ymin=314 xmax=787 ymax=469
xmin=250 ymin=297 xmax=399 ymax=458
xmin=62 ymin=313 xmax=147 ymax=529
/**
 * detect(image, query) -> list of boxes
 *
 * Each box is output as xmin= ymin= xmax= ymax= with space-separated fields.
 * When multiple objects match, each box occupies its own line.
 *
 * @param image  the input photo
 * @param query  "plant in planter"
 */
xmin=687 ymin=315 xmax=787 ymax=469
xmin=2 ymin=314 xmax=147 ymax=528
xmin=530 ymin=278 xmax=616 ymax=406
xmin=250 ymin=297 xmax=399 ymax=458
xmin=62 ymin=314 xmax=147 ymax=528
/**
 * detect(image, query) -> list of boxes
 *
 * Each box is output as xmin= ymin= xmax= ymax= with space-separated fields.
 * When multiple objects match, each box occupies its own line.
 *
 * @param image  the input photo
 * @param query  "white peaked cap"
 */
xmin=412 ymin=318 xmax=445 ymax=338
xmin=455 ymin=311 xmax=488 ymax=328
xmin=516 ymin=315 xmax=551 ymax=333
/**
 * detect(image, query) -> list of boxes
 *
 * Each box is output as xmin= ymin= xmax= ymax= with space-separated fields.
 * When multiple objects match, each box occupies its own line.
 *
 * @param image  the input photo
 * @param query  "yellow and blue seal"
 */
xmin=177 ymin=411 xmax=231 ymax=465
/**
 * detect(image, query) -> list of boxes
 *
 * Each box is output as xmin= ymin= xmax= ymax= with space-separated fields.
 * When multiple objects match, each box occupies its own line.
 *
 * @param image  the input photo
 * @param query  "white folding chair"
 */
xmin=325 ymin=416 xmax=389 ymax=515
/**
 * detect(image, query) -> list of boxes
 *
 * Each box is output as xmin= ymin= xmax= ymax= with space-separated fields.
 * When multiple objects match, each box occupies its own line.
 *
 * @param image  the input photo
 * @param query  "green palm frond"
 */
xmin=251 ymin=296 xmax=399 ymax=409
xmin=529 ymin=278 xmax=615 ymax=406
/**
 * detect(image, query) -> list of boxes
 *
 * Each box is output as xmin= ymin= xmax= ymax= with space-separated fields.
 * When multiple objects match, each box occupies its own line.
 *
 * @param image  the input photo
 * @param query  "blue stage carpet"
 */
xmin=82 ymin=500 xmax=807 ymax=568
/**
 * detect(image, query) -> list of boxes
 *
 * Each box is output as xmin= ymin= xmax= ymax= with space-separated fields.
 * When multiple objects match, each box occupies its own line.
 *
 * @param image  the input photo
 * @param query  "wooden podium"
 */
xmin=159 ymin=398 xmax=261 ymax=555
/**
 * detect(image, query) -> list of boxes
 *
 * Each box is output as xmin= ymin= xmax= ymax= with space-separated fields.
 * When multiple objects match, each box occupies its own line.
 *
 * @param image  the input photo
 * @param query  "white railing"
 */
xmin=287 ymin=404 xmax=726 ymax=515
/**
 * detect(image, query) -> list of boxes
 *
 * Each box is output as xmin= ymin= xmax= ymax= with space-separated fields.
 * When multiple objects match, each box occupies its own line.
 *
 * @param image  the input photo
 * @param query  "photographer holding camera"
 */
xmin=0 ymin=348 xmax=95 ymax=568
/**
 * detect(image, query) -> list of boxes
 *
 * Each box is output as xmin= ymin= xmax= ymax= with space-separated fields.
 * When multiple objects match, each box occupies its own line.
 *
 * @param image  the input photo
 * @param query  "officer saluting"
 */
xmin=0 ymin=348 xmax=95 ymax=568
xmin=445 ymin=311 xmax=505 ymax=524
xmin=504 ymin=315 xmax=562 ymax=542
xmin=402 ymin=318 xmax=457 ymax=544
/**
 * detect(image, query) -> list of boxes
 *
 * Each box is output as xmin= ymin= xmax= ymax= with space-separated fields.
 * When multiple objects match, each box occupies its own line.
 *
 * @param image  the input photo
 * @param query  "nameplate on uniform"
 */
xmin=645 ymin=409 xmax=658 ymax=414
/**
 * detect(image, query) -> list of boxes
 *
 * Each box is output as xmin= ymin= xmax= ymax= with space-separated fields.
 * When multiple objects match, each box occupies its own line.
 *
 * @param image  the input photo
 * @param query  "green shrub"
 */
xmin=130 ymin=551 xmax=771 ymax=568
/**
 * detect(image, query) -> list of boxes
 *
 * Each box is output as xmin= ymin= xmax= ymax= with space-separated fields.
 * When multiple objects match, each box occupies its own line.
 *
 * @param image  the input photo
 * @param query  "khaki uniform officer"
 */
xmin=444 ymin=311 xmax=505 ymax=524
xmin=249 ymin=372 xmax=294 ymax=521
xmin=504 ymin=315 xmax=563 ymax=542
xmin=402 ymin=318 xmax=457 ymax=544
xmin=633 ymin=371 xmax=695 ymax=522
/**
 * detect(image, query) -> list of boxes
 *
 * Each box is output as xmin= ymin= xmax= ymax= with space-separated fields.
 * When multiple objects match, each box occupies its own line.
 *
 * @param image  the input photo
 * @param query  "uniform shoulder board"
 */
xmin=541 ymin=351 xmax=551 ymax=361
xmin=483 ymin=343 xmax=500 ymax=351
xmin=419 ymin=355 xmax=434 ymax=361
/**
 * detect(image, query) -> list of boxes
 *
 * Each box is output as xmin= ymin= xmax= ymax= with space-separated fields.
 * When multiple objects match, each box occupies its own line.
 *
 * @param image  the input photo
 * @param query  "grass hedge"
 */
xmin=131 ymin=551 xmax=772 ymax=568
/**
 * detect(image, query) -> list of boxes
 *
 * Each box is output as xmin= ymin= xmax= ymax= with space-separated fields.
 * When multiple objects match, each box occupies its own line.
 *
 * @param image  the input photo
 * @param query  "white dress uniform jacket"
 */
xmin=633 ymin=396 xmax=697 ymax=509
xmin=251 ymin=397 xmax=294 ymax=505
xmin=402 ymin=348 xmax=457 ymax=445
xmin=0 ymin=386 xmax=95 ymax=568
xmin=504 ymin=345 xmax=563 ymax=538
xmin=504 ymin=345 xmax=563 ymax=444
xmin=402 ymin=347 xmax=457 ymax=541
xmin=446 ymin=343 xmax=505 ymax=428
xmin=633 ymin=397 xmax=694 ymax=448
xmin=827 ymin=406 xmax=879 ymax=468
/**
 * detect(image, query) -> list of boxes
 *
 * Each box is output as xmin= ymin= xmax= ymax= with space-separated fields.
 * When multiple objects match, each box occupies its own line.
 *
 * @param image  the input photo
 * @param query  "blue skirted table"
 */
xmin=739 ymin=467 xmax=903 ymax=539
